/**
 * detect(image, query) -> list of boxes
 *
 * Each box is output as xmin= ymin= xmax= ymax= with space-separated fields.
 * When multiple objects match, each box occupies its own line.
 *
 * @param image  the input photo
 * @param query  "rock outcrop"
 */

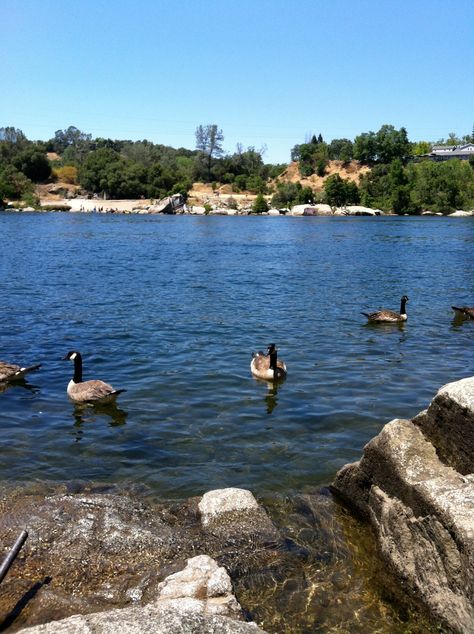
xmin=19 ymin=555 xmax=264 ymax=633
xmin=331 ymin=376 xmax=474 ymax=633
xmin=0 ymin=486 xmax=272 ymax=632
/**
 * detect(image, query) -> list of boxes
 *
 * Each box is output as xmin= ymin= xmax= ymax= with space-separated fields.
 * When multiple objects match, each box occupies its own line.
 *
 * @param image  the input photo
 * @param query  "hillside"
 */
xmin=36 ymin=160 xmax=371 ymax=210
xmin=274 ymin=160 xmax=370 ymax=190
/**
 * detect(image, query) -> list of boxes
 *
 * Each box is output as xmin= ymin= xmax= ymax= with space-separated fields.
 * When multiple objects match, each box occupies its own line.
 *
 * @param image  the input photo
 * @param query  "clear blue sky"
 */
xmin=3 ymin=0 xmax=473 ymax=163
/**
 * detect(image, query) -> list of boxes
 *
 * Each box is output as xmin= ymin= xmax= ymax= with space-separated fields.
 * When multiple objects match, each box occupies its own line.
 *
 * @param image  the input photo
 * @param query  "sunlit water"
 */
xmin=1 ymin=211 xmax=472 ymax=631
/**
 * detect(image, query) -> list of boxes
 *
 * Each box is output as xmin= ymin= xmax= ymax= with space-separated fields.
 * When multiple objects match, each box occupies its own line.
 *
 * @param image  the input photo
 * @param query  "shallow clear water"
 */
xmin=1 ymin=212 xmax=473 ymax=498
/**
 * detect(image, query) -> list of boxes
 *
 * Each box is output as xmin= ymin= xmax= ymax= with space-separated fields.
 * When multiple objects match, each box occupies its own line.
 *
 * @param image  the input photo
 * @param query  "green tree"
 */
xmin=328 ymin=138 xmax=353 ymax=163
xmin=13 ymin=147 xmax=51 ymax=182
xmin=252 ymin=193 xmax=269 ymax=213
xmin=51 ymin=126 xmax=92 ymax=154
xmin=195 ymin=124 xmax=224 ymax=181
xmin=354 ymin=125 xmax=410 ymax=165
xmin=0 ymin=164 xmax=34 ymax=202
xmin=324 ymin=174 xmax=359 ymax=207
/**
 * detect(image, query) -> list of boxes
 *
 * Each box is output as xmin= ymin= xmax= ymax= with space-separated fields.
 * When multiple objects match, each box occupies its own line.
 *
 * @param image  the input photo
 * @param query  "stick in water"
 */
xmin=0 ymin=530 xmax=28 ymax=585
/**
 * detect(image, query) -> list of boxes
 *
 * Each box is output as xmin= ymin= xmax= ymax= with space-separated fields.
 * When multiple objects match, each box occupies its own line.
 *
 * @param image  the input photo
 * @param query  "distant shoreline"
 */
xmin=3 ymin=198 xmax=473 ymax=217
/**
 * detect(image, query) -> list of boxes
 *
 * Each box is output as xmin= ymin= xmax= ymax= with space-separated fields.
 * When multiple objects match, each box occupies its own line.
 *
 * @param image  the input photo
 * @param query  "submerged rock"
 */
xmin=332 ymin=376 xmax=474 ymax=633
xmin=0 ymin=486 xmax=272 ymax=632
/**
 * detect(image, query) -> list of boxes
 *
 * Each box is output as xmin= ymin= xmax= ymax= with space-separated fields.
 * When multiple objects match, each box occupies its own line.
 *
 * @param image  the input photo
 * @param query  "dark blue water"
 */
xmin=1 ymin=212 xmax=473 ymax=498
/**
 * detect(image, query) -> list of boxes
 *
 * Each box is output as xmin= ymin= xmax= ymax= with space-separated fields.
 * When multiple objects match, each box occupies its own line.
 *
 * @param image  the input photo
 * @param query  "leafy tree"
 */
xmin=407 ymin=159 xmax=474 ymax=212
xmin=353 ymin=131 xmax=377 ymax=164
xmin=358 ymin=164 xmax=392 ymax=210
xmin=0 ymin=164 xmax=34 ymax=201
xmin=271 ymin=182 xmax=314 ymax=208
xmin=354 ymin=125 xmax=410 ymax=165
xmin=324 ymin=174 xmax=359 ymax=207
xmin=328 ymin=138 xmax=353 ymax=163
xmin=53 ymin=165 xmax=78 ymax=184
xmin=195 ymin=124 xmax=224 ymax=181
xmin=297 ymin=142 xmax=329 ymax=177
xmin=0 ymin=127 xmax=28 ymax=162
xmin=51 ymin=126 xmax=92 ymax=153
xmin=375 ymin=125 xmax=410 ymax=164
xmin=252 ymin=193 xmax=269 ymax=213
xmin=411 ymin=141 xmax=431 ymax=156
xmin=12 ymin=147 xmax=51 ymax=182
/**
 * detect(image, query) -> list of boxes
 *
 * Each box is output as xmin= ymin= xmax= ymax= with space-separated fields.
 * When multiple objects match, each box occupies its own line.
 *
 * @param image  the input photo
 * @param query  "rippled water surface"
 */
xmin=2 ymin=212 xmax=473 ymax=632
xmin=1 ymin=212 xmax=473 ymax=497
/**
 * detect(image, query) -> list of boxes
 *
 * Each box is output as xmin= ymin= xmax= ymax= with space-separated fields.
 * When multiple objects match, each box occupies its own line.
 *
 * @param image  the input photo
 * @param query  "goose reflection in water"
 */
xmin=264 ymin=381 xmax=281 ymax=414
xmin=0 ymin=378 xmax=40 ymax=395
xmin=71 ymin=401 xmax=128 ymax=439
xmin=252 ymin=375 xmax=285 ymax=414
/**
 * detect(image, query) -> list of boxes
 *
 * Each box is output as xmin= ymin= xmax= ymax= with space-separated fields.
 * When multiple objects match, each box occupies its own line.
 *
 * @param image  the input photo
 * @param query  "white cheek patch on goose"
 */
xmin=70 ymin=352 xmax=77 ymax=360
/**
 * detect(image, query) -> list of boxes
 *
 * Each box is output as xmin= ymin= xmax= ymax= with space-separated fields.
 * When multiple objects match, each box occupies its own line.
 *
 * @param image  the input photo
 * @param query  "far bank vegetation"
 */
xmin=0 ymin=124 xmax=473 ymax=214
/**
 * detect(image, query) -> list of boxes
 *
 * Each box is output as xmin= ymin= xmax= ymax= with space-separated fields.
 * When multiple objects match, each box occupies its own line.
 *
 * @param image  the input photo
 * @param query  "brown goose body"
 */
xmin=64 ymin=351 xmax=125 ymax=404
xmin=250 ymin=344 xmax=287 ymax=381
xmin=362 ymin=295 xmax=409 ymax=323
xmin=452 ymin=306 xmax=474 ymax=320
xmin=0 ymin=361 xmax=41 ymax=383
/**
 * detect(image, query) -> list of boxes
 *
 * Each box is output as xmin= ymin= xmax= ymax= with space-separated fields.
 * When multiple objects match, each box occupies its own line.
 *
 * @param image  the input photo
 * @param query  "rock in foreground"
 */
xmin=332 ymin=376 xmax=474 ymax=633
xmin=0 ymin=487 xmax=271 ymax=633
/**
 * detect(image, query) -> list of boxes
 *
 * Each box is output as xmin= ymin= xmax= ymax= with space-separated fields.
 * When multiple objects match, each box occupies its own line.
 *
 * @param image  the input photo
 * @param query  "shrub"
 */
xmin=53 ymin=165 xmax=78 ymax=184
xmin=252 ymin=193 xmax=269 ymax=213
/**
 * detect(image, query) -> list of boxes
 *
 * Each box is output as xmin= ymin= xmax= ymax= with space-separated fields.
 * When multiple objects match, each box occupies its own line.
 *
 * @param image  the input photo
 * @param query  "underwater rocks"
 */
xmin=332 ymin=376 xmax=474 ymax=633
xmin=0 ymin=486 xmax=272 ymax=632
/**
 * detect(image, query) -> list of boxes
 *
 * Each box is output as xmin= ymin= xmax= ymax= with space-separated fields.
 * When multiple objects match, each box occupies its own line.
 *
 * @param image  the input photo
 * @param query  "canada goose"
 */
xmin=250 ymin=343 xmax=287 ymax=381
xmin=362 ymin=295 xmax=409 ymax=323
xmin=63 ymin=351 xmax=126 ymax=404
xmin=0 ymin=360 xmax=41 ymax=383
xmin=452 ymin=306 xmax=474 ymax=320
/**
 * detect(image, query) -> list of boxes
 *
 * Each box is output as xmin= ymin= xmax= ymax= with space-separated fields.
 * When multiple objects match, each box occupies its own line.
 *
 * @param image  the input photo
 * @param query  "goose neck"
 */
xmin=269 ymin=350 xmax=278 ymax=371
xmin=73 ymin=354 xmax=83 ymax=383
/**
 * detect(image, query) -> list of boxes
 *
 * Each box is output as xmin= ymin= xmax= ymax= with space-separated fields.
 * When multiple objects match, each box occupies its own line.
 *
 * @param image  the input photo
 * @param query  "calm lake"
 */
xmin=1 ymin=211 xmax=473 ymax=497
xmin=1 ymin=211 xmax=473 ymax=632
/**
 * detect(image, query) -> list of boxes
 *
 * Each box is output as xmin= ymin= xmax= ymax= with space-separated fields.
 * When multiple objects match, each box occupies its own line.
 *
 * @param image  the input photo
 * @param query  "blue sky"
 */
xmin=3 ymin=0 xmax=473 ymax=163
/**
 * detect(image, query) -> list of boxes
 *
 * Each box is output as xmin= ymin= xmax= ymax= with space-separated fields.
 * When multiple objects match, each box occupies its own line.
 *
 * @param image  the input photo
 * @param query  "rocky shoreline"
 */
xmin=332 ymin=376 xmax=474 ymax=633
xmin=5 ymin=200 xmax=474 ymax=217
xmin=1 ymin=377 xmax=473 ymax=632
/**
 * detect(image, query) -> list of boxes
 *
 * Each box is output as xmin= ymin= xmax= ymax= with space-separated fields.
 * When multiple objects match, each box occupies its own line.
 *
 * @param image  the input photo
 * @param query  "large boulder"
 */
xmin=332 ymin=377 xmax=474 ymax=633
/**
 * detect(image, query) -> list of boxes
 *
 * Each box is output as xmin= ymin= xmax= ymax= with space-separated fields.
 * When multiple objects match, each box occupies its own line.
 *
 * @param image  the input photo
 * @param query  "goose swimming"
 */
xmin=63 ymin=350 xmax=126 ymax=404
xmin=452 ymin=306 xmax=474 ymax=320
xmin=362 ymin=295 xmax=409 ymax=323
xmin=250 ymin=343 xmax=287 ymax=381
xmin=0 ymin=360 xmax=41 ymax=383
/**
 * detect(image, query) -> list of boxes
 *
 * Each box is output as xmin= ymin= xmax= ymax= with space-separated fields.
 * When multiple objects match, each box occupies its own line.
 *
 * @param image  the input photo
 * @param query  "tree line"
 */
xmin=0 ymin=123 xmax=473 ymax=213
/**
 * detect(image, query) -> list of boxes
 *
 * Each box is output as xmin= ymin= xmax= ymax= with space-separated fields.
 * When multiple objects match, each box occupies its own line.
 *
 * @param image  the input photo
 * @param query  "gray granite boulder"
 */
xmin=332 ymin=377 xmax=474 ymax=633
xmin=413 ymin=376 xmax=474 ymax=474
xmin=0 ymin=486 xmax=278 ymax=632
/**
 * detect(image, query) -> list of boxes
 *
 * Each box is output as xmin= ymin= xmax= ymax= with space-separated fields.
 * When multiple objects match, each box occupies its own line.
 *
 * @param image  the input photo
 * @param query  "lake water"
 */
xmin=1 ymin=211 xmax=473 ymax=631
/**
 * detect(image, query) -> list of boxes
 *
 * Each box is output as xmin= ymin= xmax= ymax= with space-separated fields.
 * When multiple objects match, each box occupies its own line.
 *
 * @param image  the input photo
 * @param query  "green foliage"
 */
xmin=324 ymin=174 xmax=360 ymax=208
xmin=295 ymin=142 xmax=329 ymax=177
xmin=53 ymin=165 xmax=78 ymax=184
xmin=407 ymin=159 xmax=474 ymax=212
xmin=0 ymin=164 xmax=34 ymax=202
xmin=359 ymin=158 xmax=474 ymax=213
xmin=252 ymin=193 xmax=269 ymax=213
xmin=195 ymin=124 xmax=224 ymax=181
xmin=12 ymin=147 xmax=51 ymax=182
xmin=354 ymin=125 xmax=410 ymax=165
xmin=271 ymin=182 xmax=314 ymax=208
xmin=41 ymin=204 xmax=72 ymax=211
xmin=328 ymin=138 xmax=353 ymax=163
xmin=51 ymin=126 xmax=92 ymax=154
xmin=411 ymin=141 xmax=431 ymax=156
xmin=358 ymin=164 xmax=392 ymax=210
